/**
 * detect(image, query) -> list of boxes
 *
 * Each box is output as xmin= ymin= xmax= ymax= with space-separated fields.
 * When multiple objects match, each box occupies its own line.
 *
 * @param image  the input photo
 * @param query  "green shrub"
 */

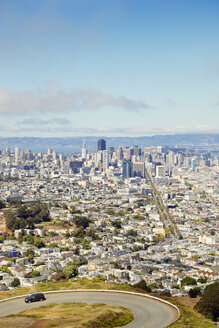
xmin=133 ymin=279 xmax=151 ymax=292
xmin=188 ymin=287 xmax=202 ymax=298
xmin=195 ymin=282 xmax=219 ymax=321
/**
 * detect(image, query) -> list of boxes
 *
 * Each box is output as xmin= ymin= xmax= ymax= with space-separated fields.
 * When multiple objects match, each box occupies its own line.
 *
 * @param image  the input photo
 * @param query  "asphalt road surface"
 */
xmin=0 ymin=291 xmax=178 ymax=328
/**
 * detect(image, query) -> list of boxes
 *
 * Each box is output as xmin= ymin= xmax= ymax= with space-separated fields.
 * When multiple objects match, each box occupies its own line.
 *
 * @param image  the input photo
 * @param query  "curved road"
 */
xmin=0 ymin=291 xmax=178 ymax=328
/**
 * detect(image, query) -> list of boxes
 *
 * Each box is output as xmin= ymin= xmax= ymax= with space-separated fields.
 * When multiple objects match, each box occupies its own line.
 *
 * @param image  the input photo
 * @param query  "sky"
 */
xmin=0 ymin=0 xmax=219 ymax=137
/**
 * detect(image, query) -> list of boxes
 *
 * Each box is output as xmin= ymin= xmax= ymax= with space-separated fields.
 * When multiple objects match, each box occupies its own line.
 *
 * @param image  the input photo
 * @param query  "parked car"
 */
xmin=24 ymin=293 xmax=46 ymax=303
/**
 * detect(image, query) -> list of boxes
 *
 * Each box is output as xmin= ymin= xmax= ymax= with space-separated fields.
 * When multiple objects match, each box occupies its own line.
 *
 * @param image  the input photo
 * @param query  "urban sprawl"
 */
xmin=0 ymin=139 xmax=218 ymax=296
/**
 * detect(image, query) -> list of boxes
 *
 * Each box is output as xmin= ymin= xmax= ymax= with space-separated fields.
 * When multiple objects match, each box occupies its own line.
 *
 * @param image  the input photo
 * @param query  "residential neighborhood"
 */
xmin=0 ymin=143 xmax=218 ymax=298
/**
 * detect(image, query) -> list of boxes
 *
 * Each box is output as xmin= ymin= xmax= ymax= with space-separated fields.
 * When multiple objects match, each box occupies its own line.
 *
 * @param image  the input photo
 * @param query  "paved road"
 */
xmin=0 ymin=291 xmax=178 ymax=328
xmin=145 ymin=170 xmax=179 ymax=240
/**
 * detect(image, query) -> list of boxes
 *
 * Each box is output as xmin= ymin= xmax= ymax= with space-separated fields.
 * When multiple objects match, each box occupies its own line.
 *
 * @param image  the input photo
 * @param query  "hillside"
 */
xmin=0 ymin=134 xmax=218 ymax=153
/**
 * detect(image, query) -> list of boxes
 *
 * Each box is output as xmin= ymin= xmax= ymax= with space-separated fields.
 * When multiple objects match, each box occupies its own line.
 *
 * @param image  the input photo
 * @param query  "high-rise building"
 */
xmin=69 ymin=160 xmax=83 ymax=174
xmin=132 ymin=146 xmax=141 ymax=157
xmin=25 ymin=149 xmax=32 ymax=161
xmin=108 ymin=146 xmax=115 ymax=156
xmin=95 ymin=150 xmax=103 ymax=167
xmin=122 ymin=160 xmax=131 ymax=180
xmin=14 ymin=147 xmax=19 ymax=162
xmin=191 ymin=158 xmax=196 ymax=171
xmin=124 ymin=147 xmax=134 ymax=160
xmin=102 ymin=150 xmax=109 ymax=172
xmin=156 ymin=165 xmax=165 ymax=178
xmin=97 ymin=139 xmax=106 ymax=151
xmin=117 ymin=146 xmax=123 ymax=161
xmin=52 ymin=150 xmax=57 ymax=161
xmin=81 ymin=140 xmax=87 ymax=159
xmin=132 ymin=161 xmax=145 ymax=178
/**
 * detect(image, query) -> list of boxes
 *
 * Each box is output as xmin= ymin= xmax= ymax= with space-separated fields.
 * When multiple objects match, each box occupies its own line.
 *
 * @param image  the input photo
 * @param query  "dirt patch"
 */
xmin=175 ymin=296 xmax=200 ymax=310
xmin=0 ymin=316 xmax=36 ymax=328
xmin=28 ymin=319 xmax=51 ymax=328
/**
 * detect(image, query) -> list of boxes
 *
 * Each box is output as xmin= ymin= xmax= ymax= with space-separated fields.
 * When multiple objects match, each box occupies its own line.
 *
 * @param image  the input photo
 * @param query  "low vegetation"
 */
xmin=5 ymin=203 xmax=51 ymax=231
xmin=0 ymin=302 xmax=133 ymax=328
xmin=0 ymin=278 xmax=134 ymax=300
xmin=194 ymin=282 xmax=219 ymax=321
xmin=170 ymin=298 xmax=216 ymax=328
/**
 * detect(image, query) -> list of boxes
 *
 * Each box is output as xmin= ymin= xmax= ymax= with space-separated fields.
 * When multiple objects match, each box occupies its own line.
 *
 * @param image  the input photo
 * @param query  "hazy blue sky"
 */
xmin=0 ymin=0 xmax=219 ymax=137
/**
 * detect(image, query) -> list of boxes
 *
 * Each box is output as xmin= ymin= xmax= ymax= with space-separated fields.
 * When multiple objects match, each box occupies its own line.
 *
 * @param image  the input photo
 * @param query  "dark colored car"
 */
xmin=24 ymin=293 xmax=46 ymax=303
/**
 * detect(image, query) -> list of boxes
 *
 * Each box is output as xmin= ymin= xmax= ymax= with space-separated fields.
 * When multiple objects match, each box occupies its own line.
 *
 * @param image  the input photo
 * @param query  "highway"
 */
xmin=0 ymin=290 xmax=179 ymax=328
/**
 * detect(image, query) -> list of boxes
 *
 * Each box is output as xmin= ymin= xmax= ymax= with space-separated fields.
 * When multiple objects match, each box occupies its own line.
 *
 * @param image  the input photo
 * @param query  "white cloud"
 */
xmin=19 ymin=117 xmax=71 ymax=126
xmin=0 ymin=83 xmax=152 ymax=115
xmin=53 ymin=118 xmax=71 ymax=125
xmin=19 ymin=118 xmax=49 ymax=125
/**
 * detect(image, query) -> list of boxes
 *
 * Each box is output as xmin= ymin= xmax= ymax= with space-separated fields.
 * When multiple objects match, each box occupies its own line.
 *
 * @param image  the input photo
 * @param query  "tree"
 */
xmin=148 ymin=283 xmax=159 ymax=290
xmin=5 ymin=203 xmax=51 ymax=232
xmin=73 ymin=216 xmax=91 ymax=229
xmin=154 ymin=234 xmax=165 ymax=242
xmin=70 ymin=206 xmax=82 ymax=214
xmin=0 ymin=200 xmax=6 ymax=209
xmin=34 ymin=204 xmax=50 ymax=223
xmin=63 ymin=264 xmax=78 ymax=279
xmin=34 ymin=238 xmax=46 ymax=248
xmin=10 ymin=277 xmax=20 ymax=287
xmin=126 ymin=229 xmax=137 ymax=237
xmin=188 ymin=287 xmax=202 ymax=298
xmin=160 ymin=291 xmax=171 ymax=297
xmin=198 ymin=277 xmax=207 ymax=284
xmin=172 ymin=284 xmax=180 ymax=289
xmin=195 ymin=282 xmax=219 ymax=321
xmin=0 ymin=266 xmax=11 ymax=274
xmin=28 ymin=270 xmax=40 ymax=278
xmin=134 ymin=280 xmax=151 ymax=292
xmin=111 ymin=220 xmax=122 ymax=229
xmin=25 ymin=249 xmax=35 ymax=263
xmin=74 ymin=246 xmax=80 ymax=255
xmin=19 ymin=235 xmax=34 ymax=245
xmin=72 ymin=226 xmax=85 ymax=238
xmin=17 ymin=205 xmax=29 ymax=219
xmin=5 ymin=210 xmax=16 ymax=231
xmin=181 ymin=276 xmax=197 ymax=287
xmin=24 ymin=219 xmax=33 ymax=230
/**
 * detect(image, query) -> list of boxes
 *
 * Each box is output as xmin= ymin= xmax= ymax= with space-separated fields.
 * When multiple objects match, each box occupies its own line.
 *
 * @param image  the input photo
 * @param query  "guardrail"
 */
xmin=0 ymin=289 xmax=180 ymax=327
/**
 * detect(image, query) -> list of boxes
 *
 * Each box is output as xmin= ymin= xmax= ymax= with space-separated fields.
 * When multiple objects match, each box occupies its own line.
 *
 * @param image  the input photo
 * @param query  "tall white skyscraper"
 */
xmin=102 ymin=150 xmax=109 ymax=172
xmin=81 ymin=140 xmax=87 ymax=159
xmin=15 ymin=147 xmax=19 ymax=162
xmin=52 ymin=150 xmax=57 ymax=161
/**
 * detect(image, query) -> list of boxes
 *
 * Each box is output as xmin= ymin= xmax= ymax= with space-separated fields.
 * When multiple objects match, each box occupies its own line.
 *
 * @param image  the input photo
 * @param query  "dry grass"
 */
xmin=0 ymin=302 xmax=133 ymax=328
xmin=175 ymin=295 xmax=200 ymax=309
xmin=0 ymin=278 xmax=133 ymax=301
xmin=0 ymin=316 xmax=36 ymax=328
xmin=167 ymin=297 xmax=216 ymax=328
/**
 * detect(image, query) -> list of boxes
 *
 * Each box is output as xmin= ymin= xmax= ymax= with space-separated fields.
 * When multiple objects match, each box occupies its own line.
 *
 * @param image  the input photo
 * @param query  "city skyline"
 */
xmin=0 ymin=0 xmax=219 ymax=137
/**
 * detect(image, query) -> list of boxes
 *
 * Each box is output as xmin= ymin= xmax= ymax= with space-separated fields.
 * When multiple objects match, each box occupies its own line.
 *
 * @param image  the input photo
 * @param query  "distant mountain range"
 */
xmin=0 ymin=134 xmax=219 ymax=153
